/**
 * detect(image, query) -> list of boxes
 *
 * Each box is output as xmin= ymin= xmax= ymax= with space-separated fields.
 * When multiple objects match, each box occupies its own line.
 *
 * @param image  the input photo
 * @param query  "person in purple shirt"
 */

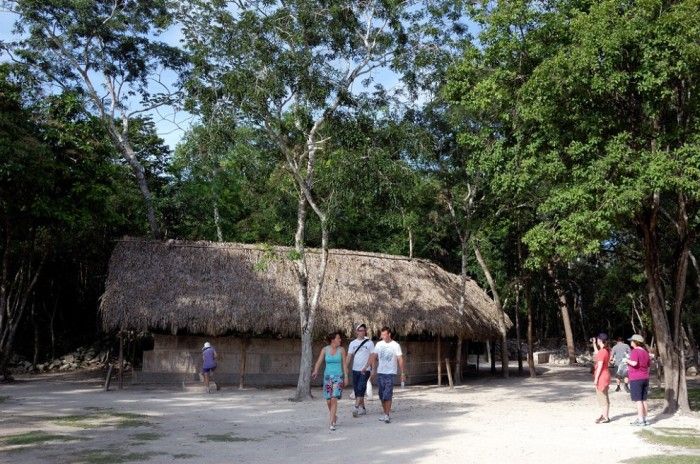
xmin=202 ymin=342 xmax=219 ymax=392
xmin=624 ymin=334 xmax=650 ymax=426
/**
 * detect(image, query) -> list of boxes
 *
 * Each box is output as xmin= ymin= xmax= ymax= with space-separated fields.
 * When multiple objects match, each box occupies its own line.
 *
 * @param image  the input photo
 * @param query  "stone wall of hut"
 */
xmin=137 ymin=334 xmax=455 ymax=386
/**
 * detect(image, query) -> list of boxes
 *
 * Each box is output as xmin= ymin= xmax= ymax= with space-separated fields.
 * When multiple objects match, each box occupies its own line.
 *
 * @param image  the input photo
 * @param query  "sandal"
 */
xmin=595 ymin=416 xmax=610 ymax=424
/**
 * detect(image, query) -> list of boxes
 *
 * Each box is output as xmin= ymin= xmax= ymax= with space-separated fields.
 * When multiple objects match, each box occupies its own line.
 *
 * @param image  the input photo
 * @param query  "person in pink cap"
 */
xmin=624 ymin=334 xmax=651 ymax=426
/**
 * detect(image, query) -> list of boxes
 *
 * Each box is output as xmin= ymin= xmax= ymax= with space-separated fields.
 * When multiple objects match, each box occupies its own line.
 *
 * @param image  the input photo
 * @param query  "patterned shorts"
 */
xmin=323 ymin=374 xmax=343 ymax=400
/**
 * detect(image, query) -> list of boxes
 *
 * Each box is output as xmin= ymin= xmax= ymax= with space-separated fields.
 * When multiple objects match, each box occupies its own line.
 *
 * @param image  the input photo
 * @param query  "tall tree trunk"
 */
xmin=110 ymin=126 xmax=161 ymax=239
xmin=213 ymin=200 xmax=223 ymax=242
xmin=0 ymin=256 xmax=45 ymax=379
xmin=547 ymin=264 xmax=577 ymax=364
xmin=454 ymin=238 xmax=469 ymax=385
xmin=639 ymin=193 xmax=690 ymax=413
xmin=571 ymin=282 xmax=587 ymax=341
xmin=49 ymin=299 xmax=57 ymax=360
xmin=525 ymin=279 xmax=536 ymax=377
xmin=454 ymin=336 xmax=463 ymax=385
xmin=292 ymin=191 xmax=313 ymax=401
xmin=473 ymin=242 xmax=509 ymax=378
xmin=514 ymin=284 xmax=523 ymax=374
xmin=31 ymin=302 xmax=39 ymax=368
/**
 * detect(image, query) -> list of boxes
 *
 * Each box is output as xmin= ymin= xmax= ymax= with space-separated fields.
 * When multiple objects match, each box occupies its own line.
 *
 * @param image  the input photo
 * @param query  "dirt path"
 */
xmin=1 ymin=367 xmax=698 ymax=464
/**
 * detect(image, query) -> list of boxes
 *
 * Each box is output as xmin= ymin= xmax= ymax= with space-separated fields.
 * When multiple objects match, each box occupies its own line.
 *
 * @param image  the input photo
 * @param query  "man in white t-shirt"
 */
xmin=369 ymin=326 xmax=405 ymax=423
xmin=347 ymin=323 xmax=374 ymax=417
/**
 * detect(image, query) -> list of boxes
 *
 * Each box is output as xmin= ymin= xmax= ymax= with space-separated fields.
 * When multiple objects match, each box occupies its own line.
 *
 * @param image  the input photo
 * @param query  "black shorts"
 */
xmin=629 ymin=379 xmax=649 ymax=401
xmin=352 ymin=370 xmax=370 ymax=397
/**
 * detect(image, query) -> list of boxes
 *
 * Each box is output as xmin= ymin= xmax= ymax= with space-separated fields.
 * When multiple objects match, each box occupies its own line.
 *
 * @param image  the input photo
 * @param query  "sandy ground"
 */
xmin=1 ymin=366 xmax=699 ymax=464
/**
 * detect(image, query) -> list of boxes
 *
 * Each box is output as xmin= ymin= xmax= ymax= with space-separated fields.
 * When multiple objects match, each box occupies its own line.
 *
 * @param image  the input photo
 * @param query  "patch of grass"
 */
xmin=51 ymin=411 xmax=153 ymax=429
xmin=130 ymin=432 xmax=163 ymax=441
xmin=649 ymin=387 xmax=700 ymax=411
xmin=621 ymin=456 xmax=700 ymax=464
xmin=0 ymin=430 xmax=82 ymax=446
xmin=196 ymin=433 xmax=257 ymax=443
xmin=172 ymin=453 xmax=199 ymax=459
xmin=638 ymin=429 xmax=700 ymax=449
xmin=74 ymin=450 xmax=165 ymax=464
xmin=116 ymin=418 xmax=153 ymax=428
xmin=655 ymin=427 xmax=700 ymax=435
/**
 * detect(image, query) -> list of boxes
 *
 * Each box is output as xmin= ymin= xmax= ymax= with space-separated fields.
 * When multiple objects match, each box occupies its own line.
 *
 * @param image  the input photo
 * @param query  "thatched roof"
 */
xmin=100 ymin=238 xmax=508 ymax=340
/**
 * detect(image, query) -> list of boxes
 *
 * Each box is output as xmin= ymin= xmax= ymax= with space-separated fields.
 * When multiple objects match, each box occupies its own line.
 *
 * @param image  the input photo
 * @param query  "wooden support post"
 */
xmin=490 ymin=339 xmax=497 ymax=376
xmin=239 ymin=338 xmax=250 ymax=390
xmin=476 ymin=349 xmax=480 ymax=377
xmin=103 ymin=364 xmax=114 ymax=392
xmin=445 ymin=358 xmax=454 ymax=388
xmin=118 ymin=331 xmax=124 ymax=390
xmin=436 ymin=337 xmax=442 ymax=386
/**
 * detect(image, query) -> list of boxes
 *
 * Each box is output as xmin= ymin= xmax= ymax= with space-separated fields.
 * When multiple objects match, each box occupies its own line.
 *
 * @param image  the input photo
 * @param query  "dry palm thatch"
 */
xmin=100 ymin=238 xmax=508 ymax=340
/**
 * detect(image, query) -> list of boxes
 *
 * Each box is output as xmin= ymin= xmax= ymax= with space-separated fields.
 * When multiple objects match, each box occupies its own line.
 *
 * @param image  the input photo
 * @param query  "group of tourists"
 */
xmin=312 ymin=324 xmax=405 ymax=431
xmin=591 ymin=333 xmax=651 ymax=426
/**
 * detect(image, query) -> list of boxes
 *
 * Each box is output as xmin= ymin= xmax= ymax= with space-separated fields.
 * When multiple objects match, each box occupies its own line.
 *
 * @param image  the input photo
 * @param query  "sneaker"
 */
xmin=643 ymin=419 xmax=649 ymax=426
xmin=595 ymin=417 xmax=610 ymax=424
xmin=630 ymin=419 xmax=644 ymax=426
xmin=352 ymin=407 xmax=359 ymax=418
xmin=384 ymin=415 xmax=391 ymax=424
xmin=358 ymin=408 xmax=367 ymax=416
xmin=378 ymin=415 xmax=388 ymax=422
xmin=329 ymin=424 xmax=336 ymax=431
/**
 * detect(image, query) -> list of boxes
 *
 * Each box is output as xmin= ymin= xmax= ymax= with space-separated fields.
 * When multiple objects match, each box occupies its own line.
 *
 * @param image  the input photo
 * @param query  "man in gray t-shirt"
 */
xmin=611 ymin=337 xmax=630 ymax=392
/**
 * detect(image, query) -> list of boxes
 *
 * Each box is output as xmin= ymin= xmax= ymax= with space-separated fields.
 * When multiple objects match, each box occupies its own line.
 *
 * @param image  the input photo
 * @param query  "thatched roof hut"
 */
xmin=100 ymin=238 xmax=506 ymax=340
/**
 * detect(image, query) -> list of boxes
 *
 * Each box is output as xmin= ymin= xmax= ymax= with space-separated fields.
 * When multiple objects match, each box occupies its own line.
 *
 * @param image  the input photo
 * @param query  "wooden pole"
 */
xmin=239 ymin=338 xmax=249 ymax=390
xmin=118 ymin=331 xmax=124 ymax=390
xmin=436 ymin=337 xmax=442 ymax=386
xmin=103 ymin=364 xmax=114 ymax=392
xmin=445 ymin=358 xmax=454 ymax=388
xmin=454 ymin=336 xmax=463 ymax=385
xmin=476 ymin=349 xmax=480 ymax=377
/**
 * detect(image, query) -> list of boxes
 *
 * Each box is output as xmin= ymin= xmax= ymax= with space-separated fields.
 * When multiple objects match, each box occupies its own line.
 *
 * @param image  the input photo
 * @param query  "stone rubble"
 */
xmin=8 ymin=344 xmax=130 ymax=374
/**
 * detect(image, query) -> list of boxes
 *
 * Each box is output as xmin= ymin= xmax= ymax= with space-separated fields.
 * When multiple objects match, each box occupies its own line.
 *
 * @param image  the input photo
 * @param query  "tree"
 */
xmin=180 ymin=0 xmax=463 ymax=400
xmin=3 ymin=0 xmax=186 ymax=237
xmin=0 ymin=69 xmax=49 ymax=378
xmin=516 ymin=0 xmax=700 ymax=413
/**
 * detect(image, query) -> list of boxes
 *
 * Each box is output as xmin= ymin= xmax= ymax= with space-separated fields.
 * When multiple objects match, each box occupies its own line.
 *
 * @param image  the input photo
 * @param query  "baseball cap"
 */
xmin=355 ymin=323 xmax=367 ymax=331
xmin=202 ymin=342 xmax=211 ymax=350
xmin=628 ymin=334 xmax=645 ymax=344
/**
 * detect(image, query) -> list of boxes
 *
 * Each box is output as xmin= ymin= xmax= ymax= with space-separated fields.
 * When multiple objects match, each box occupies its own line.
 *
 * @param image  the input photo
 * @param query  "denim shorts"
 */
xmin=377 ymin=374 xmax=394 ymax=401
xmin=352 ymin=370 xmax=370 ymax=397
xmin=629 ymin=379 xmax=649 ymax=401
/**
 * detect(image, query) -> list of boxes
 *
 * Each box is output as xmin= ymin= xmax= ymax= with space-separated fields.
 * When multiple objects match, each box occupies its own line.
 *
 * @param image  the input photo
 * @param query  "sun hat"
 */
xmin=202 ymin=342 xmax=211 ymax=350
xmin=355 ymin=323 xmax=367 ymax=331
xmin=628 ymin=334 xmax=645 ymax=344
xmin=597 ymin=333 xmax=608 ymax=341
